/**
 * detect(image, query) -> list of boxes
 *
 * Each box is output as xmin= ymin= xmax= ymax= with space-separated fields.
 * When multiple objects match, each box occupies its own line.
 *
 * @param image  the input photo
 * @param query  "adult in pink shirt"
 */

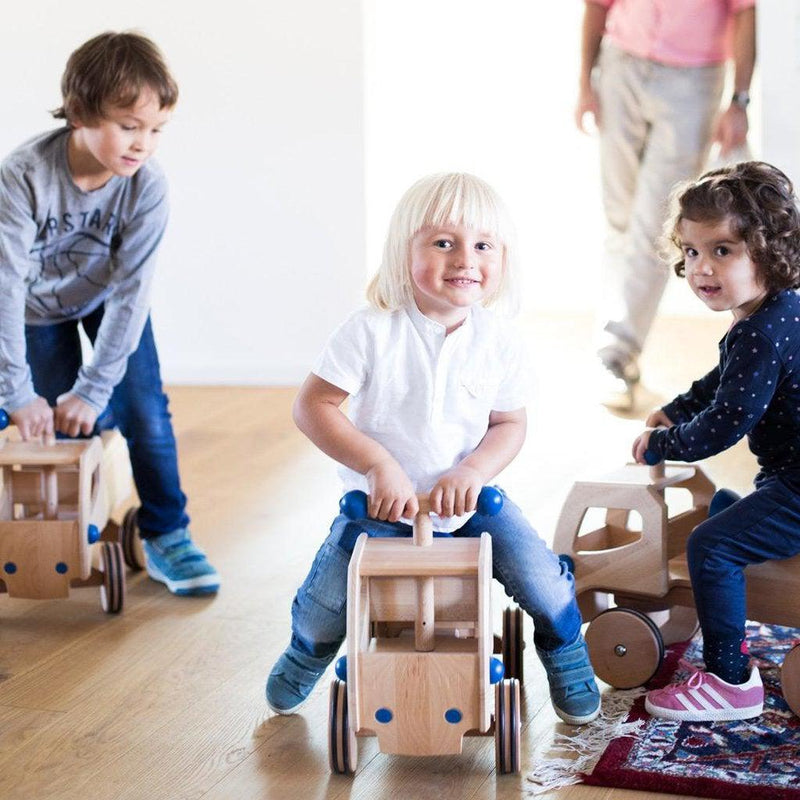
xmin=575 ymin=0 xmax=756 ymax=410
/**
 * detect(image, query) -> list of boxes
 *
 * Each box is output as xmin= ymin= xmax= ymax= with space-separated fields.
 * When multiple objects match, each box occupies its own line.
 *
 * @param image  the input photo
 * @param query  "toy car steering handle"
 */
xmin=339 ymin=485 xmax=503 ymax=521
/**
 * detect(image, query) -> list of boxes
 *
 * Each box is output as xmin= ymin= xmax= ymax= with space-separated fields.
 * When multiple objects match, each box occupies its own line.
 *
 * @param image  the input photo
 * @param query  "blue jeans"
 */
xmin=25 ymin=304 xmax=189 ymax=537
xmin=688 ymin=473 xmax=800 ymax=650
xmin=289 ymin=490 xmax=582 ymax=659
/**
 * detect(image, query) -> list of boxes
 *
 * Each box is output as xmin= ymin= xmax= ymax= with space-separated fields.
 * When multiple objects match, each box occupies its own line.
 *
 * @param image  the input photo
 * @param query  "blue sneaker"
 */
xmin=538 ymin=637 xmax=601 ymax=725
xmin=142 ymin=529 xmax=220 ymax=595
xmin=266 ymin=645 xmax=335 ymax=715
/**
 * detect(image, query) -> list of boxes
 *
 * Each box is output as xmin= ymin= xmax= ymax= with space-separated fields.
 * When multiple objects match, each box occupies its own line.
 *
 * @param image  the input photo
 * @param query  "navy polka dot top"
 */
xmin=648 ymin=290 xmax=800 ymax=478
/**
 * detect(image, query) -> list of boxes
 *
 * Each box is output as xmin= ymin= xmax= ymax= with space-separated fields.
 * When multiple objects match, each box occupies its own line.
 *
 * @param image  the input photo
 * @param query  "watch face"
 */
xmin=733 ymin=91 xmax=750 ymax=108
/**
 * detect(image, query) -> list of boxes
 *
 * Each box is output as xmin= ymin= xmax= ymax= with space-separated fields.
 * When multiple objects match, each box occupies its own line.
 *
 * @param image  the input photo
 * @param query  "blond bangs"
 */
xmin=367 ymin=173 xmax=520 ymax=315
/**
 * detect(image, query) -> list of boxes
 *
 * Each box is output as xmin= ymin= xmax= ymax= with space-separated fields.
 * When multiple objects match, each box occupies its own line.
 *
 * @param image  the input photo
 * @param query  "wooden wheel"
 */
xmin=502 ymin=606 xmax=525 ymax=684
xmin=586 ymin=608 xmax=664 ymax=689
xmin=781 ymin=643 xmax=800 ymax=716
xmin=121 ymin=507 xmax=144 ymax=571
xmin=328 ymin=678 xmax=357 ymax=775
xmin=100 ymin=541 xmax=125 ymax=614
xmin=659 ymin=605 xmax=700 ymax=646
xmin=494 ymin=678 xmax=521 ymax=774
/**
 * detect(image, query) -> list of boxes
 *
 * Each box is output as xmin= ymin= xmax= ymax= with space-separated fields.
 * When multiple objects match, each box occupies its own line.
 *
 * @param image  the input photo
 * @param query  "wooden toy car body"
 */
xmin=0 ymin=430 xmax=135 ymax=613
xmin=553 ymin=461 xmax=800 ymax=713
xmin=329 ymin=491 xmax=522 ymax=775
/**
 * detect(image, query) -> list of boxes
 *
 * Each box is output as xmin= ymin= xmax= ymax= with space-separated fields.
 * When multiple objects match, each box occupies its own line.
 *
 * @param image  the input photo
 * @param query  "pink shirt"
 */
xmin=588 ymin=0 xmax=755 ymax=67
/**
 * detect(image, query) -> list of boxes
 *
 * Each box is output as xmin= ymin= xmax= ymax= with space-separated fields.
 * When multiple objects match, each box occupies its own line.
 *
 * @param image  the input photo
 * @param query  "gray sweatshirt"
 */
xmin=0 ymin=127 xmax=168 ymax=413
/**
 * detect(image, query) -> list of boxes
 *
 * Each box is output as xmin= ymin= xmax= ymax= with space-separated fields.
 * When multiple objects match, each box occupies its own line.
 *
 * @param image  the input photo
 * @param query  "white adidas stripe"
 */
xmin=700 ymin=683 xmax=735 ymax=709
xmin=674 ymin=686 xmax=732 ymax=712
xmin=688 ymin=688 xmax=724 ymax=711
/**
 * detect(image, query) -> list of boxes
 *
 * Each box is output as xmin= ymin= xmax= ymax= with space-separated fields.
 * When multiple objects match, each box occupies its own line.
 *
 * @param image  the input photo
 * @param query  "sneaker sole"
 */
xmin=146 ymin=563 xmax=220 ymax=595
xmin=554 ymin=705 xmax=601 ymax=725
xmin=266 ymin=696 xmax=309 ymax=716
xmin=644 ymin=697 xmax=763 ymax=722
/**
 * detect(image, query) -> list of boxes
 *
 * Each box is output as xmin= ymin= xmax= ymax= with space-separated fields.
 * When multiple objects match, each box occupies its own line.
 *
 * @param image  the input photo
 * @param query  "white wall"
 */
xmin=759 ymin=0 xmax=800 ymax=184
xmin=2 ymin=0 xmax=365 ymax=385
xmin=364 ymin=1 xmax=606 ymax=318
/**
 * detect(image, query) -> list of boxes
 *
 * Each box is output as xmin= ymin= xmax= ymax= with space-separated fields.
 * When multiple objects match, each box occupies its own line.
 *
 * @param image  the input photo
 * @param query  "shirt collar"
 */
xmin=405 ymin=301 xmax=474 ymax=342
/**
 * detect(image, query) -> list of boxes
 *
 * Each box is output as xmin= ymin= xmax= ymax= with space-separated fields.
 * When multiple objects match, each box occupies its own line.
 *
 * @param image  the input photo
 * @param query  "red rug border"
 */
xmin=581 ymin=635 xmax=800 ymax=800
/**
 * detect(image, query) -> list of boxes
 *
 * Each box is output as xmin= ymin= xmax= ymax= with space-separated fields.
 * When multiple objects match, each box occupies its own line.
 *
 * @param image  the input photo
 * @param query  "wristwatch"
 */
xmin=731 ymin=91 xmax=750 ymax=109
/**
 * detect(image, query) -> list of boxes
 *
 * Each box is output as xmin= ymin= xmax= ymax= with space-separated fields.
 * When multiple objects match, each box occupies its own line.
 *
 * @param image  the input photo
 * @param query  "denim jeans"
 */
xmin=688 ymin=473 xmax=800 ymax=650
xmin=289 ymin=489 xmax=582 ymax=659
xmin=25 ymin=304 xmax=189 ymax=537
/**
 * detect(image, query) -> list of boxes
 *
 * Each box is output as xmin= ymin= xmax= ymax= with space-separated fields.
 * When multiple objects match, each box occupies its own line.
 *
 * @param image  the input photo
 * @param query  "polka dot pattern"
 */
xmin=650 ymin=291 xmax=800 ymax=474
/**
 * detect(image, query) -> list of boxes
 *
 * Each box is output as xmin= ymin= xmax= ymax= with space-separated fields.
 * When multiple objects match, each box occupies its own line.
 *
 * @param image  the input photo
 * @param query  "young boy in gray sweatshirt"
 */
xmin=0 ymin=31 xmax=219 ymax=595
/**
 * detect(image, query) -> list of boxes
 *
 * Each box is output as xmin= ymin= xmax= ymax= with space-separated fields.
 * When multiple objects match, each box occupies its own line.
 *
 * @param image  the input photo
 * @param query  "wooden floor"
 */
xmin=0 ymin=312 xmax=757 ymax=800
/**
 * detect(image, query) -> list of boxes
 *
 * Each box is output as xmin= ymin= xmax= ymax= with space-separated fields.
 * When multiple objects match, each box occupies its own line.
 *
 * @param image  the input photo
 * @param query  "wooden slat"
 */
xmin=358 ymin=538 xmax=482 ymax=576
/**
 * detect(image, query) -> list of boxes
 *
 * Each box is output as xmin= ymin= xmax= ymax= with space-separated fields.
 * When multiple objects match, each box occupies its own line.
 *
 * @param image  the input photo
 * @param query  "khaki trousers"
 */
xmin=596 ymin=42 xmax=725 ymax=364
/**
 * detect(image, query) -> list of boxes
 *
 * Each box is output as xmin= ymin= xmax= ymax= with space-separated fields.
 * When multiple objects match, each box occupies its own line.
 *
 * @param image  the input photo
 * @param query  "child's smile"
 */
xmin=679 ymin=217 xmax=768 ymax=321
xmin=409 ymin=224 xmax=503 ymax=332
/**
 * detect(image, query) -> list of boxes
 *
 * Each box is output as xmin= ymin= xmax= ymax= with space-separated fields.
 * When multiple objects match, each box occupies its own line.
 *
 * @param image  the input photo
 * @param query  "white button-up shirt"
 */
xmin=313 ymin=302 xmax=530 ymax=531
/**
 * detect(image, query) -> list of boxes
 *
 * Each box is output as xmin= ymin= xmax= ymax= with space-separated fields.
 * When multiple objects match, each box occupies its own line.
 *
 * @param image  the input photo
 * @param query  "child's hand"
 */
xmin=430 ymin=465 xmax=484 ymax=518
xmin=632 ymin=428 xmax=655 ymax=464
xmin=10 ymin=396 xmax=54 ymax=440
xmin=645 ymin=408 xmax=674 ymax=428
xmin=54 ymin=393 xmax=98 ymax=438
xmin=365 ymin=459 xmax=418 ymax=522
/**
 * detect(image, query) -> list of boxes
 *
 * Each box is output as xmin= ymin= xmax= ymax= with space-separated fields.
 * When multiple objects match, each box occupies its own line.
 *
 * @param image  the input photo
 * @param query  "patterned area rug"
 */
xmin=581 ymin=622 xmax=800 ymax=799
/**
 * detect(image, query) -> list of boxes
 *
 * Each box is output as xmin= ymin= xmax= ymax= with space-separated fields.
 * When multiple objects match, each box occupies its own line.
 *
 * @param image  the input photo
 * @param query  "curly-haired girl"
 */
xmin=632 ymin=161 xmax=800 ymax=722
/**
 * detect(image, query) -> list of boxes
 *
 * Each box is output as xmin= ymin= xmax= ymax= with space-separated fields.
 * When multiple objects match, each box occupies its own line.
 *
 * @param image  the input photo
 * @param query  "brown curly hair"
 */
xmin=666 ymin=161 xmax=800 ymax=293
xmin=52 ymin=31 xmax=178 ymax=125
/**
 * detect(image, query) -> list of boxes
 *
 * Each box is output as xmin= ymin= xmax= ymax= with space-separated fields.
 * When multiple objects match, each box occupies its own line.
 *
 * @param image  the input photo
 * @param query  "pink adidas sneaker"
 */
xmin=645 ymin=663 xmax=763 ymax=722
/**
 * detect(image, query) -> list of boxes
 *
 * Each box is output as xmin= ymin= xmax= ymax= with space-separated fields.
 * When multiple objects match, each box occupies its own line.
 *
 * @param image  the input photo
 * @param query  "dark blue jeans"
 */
xmin=688 ymin=473 xmax=800 ymax=651
xmin=25 ymin=304 xmax=189 ymax=538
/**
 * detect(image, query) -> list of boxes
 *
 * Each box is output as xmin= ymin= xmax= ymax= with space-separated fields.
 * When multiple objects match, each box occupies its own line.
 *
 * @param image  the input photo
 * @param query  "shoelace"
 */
xmin=662 ymin=659 xmax=704 ymax=694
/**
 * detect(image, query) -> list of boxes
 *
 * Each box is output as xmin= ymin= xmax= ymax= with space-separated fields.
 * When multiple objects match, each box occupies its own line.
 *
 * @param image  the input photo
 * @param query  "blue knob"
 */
xmin=476 ymin=486 xmax=503 ymax=516
xmin=489 ymin=657 xmax=505 ymax=684
xmin=340 ymin=490 xmax=368 ymax=520
xmin=87 ymin=524 xmax=100 ymax=544
xmin=644 ymin=449 xmax=662 ymax=466
xmin=0 ymin=409 xmax=8 ymax=430
xmin=335 ymin=655 xmax=347 ymax=681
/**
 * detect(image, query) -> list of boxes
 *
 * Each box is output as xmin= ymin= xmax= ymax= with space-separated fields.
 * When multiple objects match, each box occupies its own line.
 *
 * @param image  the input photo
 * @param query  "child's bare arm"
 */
xmin=430 ymin=408 xmax=527 ymax=518
xmin=292 ymin=373 xmax=418 ymax=521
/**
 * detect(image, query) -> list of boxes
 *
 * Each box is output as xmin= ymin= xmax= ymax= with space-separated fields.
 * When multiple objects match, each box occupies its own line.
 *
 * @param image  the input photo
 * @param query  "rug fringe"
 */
xmin=525 ymin=689 xmax=646 ymax=795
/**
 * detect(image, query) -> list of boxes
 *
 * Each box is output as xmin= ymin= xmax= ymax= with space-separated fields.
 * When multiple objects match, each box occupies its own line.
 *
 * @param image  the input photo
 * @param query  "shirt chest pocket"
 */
xmin=455 ymin=369 xmax=500 ymax=419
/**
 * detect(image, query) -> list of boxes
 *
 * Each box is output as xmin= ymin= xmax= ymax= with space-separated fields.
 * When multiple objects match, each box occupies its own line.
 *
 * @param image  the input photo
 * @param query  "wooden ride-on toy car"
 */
xmin=553 ymin=455 xmax=800 ymax=715
xmin=0 ymin=410 xmax=140 ymax=613
xmin=329 ymin=487 xmax=524 ymax=775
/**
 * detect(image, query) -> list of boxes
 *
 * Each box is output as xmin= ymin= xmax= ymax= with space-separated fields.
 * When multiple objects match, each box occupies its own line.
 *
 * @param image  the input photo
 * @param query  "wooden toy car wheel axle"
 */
xmin=328 ymin=678 xmax=357 ymax=775
xmin=494 ymin=678 xmax=521 ymax=774
xmin=585 ymin=608 xmax=664 ymax=689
